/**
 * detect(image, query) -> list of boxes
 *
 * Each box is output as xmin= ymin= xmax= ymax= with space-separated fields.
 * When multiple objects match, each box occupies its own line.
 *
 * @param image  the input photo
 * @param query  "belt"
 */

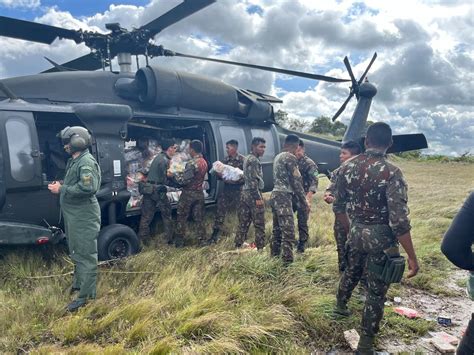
xmin=353 ymin=219 xmax=389 ymax=226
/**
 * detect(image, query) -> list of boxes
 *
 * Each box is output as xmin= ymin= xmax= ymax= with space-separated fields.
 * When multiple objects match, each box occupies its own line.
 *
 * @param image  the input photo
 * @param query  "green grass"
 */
xmin=1 ymin=160 xmax=473 ymax=353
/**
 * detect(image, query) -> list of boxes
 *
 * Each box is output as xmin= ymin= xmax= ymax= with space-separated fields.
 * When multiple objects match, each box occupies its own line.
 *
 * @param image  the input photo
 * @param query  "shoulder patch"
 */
xmin=81 ymin=173 xmax=92 ymax=185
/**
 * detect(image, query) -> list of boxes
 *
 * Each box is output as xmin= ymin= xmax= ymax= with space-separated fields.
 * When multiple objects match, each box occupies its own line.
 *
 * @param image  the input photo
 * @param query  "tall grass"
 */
xmin=1 ymin=160 xmax=472 ymax=353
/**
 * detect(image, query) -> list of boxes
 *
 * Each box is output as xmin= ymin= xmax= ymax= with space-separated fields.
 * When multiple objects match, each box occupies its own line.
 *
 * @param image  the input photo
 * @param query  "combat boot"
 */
xmin=209 ymin=228 xmax=220 ymax=244
xmin=296 ymin=241 xmax=305 ymax=253
xmin=174 ymin=235 xmax=184 ymax=248
xmin=67 ymin=299 xmax=86 ymax=312
xmin=332 ymin=300 xmax=351 ymax=318
xmin=356 ymin=334 xmax=375 ymax=354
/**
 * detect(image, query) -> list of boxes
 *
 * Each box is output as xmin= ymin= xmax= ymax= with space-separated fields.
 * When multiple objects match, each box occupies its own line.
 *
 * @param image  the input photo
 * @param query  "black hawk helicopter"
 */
xmin=0 ymin=0 xmax=427 ymax=259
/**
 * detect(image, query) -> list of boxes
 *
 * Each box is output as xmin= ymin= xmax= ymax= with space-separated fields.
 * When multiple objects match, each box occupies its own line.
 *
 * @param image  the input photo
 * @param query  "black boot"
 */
xmin=296 ymin=241 xmax=305 ymax=253
xmin=332 ymin=300 xmax=351 ymax=318
xmin=174 ymin=235 xmax=184 ymax=248
xmin=67 ymin=299 xmax=87 ymax=312
xmin=356 ymin=334 xmax=375 ymax=354
xmin=209 ymin=228 xmax=220 ymax=244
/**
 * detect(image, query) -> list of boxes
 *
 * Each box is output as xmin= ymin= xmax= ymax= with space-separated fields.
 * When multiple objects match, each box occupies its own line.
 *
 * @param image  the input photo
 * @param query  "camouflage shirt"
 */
xmin=147 ymin=152 xmax=170 ymax=184
xmin=297 ymin=155 xmax=319 ymax=193
xmin=333 ymin=149 xmax=411 ymax=237
xmin=272 ymin=151 xmax=307 ymax=207
xmin=242 ymin=152 xmax=264 ymax=200
xmin=221 ymin=153 xmax=245 ymax=190
xmin=325 ymin=167 xmax=340 ymax=197
xmin=176 ymin=154 xmax=208 ymax=191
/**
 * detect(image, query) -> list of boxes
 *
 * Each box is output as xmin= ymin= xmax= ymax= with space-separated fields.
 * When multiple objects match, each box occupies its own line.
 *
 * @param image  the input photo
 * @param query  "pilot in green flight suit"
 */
xmin=48 ymin=126 xmax=101 ymax=312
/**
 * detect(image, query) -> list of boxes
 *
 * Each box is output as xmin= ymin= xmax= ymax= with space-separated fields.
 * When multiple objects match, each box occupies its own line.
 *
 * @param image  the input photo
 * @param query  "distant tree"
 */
xmin=275 ymin=110 xmax=289 ymax=126
xmin=275 ymin=109 xmax=308 ymax=132
xmin=309 ymin=116 xmax=348 ymax=139
xmin=309 ymin=116 xmax=333 ymax=134
xmin=331 ymin=121 xmax=347 ymax=137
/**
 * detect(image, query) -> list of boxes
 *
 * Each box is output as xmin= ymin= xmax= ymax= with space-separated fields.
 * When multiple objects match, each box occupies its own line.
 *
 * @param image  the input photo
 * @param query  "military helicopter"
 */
xmin=0 ymin=0 xmax=427 ymax=260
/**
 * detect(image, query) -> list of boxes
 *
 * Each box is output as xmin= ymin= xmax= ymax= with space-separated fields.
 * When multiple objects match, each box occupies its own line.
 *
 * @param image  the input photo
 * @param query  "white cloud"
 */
xmin=0 ymin=0 xmax=472 ymax=155
xmin=0 ymin=0 xmax=40 ymax=8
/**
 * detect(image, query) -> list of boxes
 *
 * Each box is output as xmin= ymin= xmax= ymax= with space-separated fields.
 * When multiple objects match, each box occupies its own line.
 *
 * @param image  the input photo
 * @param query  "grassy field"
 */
xmin=1 ymin=159 xmax=473 ymax=353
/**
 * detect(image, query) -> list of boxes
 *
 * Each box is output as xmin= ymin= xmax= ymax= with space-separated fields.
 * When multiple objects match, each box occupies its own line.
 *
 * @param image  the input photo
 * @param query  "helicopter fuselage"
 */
xmin=0 ymin=69 xmax=342 ymax=253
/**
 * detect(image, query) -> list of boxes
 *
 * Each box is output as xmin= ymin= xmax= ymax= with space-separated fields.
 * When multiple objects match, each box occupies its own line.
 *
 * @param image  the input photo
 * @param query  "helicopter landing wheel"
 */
xmin=98 ymin=224 xmax=139 ymax=261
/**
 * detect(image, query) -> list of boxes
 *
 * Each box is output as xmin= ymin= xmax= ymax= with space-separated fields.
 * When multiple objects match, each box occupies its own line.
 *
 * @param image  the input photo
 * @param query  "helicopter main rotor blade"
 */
xmin=141 ymin=0 xmax=215 ymax=38
xmin=0 ymin=16 xmax=81 ymax=44
xmin=168 ymin=51 xmax=351 ymax=83
xmin=331 ymin=92 xmax=354 ymax=122
xmin=43 ymin=57 xmax=79 ymax=72
xmin=41 ymin=53 xmax=103 ymax=73
xmin=343 ymin=56 xmax=358 ymax=88
xmin=357 ymin=52 xmax=377 ymax=85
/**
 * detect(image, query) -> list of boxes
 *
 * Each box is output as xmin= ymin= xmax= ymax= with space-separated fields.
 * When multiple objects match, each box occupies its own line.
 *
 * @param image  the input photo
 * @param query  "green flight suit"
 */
xmin=60 ymin=150 xmax=101 ymax=301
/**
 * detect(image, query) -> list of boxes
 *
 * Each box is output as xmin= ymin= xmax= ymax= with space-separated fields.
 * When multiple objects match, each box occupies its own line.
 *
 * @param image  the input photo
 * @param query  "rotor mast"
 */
xmin=117 ymin=52 xmax=132 ymax=72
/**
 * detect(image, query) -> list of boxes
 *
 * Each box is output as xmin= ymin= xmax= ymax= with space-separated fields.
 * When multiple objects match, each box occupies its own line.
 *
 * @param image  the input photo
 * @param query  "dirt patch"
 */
xmin=381 ymin=270 xmax=473 ymax=353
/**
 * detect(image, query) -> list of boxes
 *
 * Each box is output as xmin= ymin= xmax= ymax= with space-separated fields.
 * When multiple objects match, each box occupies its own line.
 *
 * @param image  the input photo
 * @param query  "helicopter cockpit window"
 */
xmin=5 ymin=118 xmax=35 ymax=182
xmin=219 ymin=126 xmax=248 ymax=155
xmin=251 ymin=128 xmax=275 ymax=163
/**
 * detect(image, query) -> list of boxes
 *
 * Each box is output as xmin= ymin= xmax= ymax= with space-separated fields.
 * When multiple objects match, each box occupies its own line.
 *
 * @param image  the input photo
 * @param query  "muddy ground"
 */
xmin=381 ymin=269 xmax=473 ymax=353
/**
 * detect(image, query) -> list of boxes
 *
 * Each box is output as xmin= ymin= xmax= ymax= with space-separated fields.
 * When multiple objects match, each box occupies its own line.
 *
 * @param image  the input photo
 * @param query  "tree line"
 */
xmin=274 ymin=110 xmax=371 ymax=140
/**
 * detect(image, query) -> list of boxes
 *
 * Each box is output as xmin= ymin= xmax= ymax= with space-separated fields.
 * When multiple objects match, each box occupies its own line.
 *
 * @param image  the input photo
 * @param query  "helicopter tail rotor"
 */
xmin=332 ymin=52 xmax=377 ymax=122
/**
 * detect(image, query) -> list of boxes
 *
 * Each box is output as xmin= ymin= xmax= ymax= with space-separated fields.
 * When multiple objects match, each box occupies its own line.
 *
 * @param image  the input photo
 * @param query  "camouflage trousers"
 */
xmin=175 ymin=189 xmax=206 ymax=244
xmin=270 ymin=191 xmax=296 ymax=263
xmin=295 ymin=203 xmax=309 ymax=246
xmin=334 ymin=217 xmax=348 ymax=272
xmin=138 ymin=193 xmax=173 ymax=243
xmin=457 ymin=313 xmax=474 ymax=354
xmin=235 ymin=190 xmax=265 ymax=249
xmin=213 ymin=188 xmax=241 ymax=232
xmin=336 ymin=222 xmax=397 ymax=337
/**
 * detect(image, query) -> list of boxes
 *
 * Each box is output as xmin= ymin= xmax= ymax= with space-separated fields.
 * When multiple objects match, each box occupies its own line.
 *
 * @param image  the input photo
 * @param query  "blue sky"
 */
xmin=0 ymin=0 xmax=148 ymax=19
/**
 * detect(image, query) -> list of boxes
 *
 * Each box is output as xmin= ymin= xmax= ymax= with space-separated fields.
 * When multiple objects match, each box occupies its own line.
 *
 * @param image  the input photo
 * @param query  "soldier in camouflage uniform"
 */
xmin=270 ymin=134 xmax=309 ymax=264
xmin=324 ymin=141 xmax=361 ymax=272
xmin=172 ymin=140 xmax=209 ymax=247
xmin=48 ymin=126 xmax=101 ymax=312
xmin=235 ymin=137 xmax=266 ymax=250
xmin=294 ymin=140 xmax=319 ymax=253
xmin=332 ymin=123 xmax=419 ymax=353
xmin=210 ymin=139 xmax=245 ymax=243
xmin=138 ymin=139 xmax=177 ymax=244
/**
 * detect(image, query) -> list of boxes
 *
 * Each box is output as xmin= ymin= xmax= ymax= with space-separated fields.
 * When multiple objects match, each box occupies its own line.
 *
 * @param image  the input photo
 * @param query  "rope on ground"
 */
xmin=21 ymin=271 xmax=73 ymax=279
xmin=18 ymin=268 xmax=161 ymax=279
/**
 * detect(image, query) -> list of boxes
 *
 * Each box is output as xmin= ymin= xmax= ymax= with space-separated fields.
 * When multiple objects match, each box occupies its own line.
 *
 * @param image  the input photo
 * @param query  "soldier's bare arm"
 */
xmin=397 ymin=232 xmax=419 ymax=278
xmin=387 ymin=169 xmax=419 ymax=278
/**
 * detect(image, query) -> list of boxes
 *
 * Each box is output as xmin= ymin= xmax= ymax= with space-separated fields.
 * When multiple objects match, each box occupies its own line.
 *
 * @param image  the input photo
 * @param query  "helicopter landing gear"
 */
xmin=97 ymin=224 xmax=139 ymax=261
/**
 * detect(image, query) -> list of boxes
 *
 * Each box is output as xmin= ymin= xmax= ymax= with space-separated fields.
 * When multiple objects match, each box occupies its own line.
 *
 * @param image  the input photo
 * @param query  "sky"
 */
xmin=0 ymin=0 xmax=473 ymax=156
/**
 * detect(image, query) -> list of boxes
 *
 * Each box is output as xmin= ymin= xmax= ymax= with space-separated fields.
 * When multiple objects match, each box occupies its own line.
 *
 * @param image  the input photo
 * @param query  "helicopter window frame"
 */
xmin=5 ymin=117 xmax=36 ymax=183
xmin=218 ymin=125 xmax=248 ymax=155
xmin=250 ymin=127 xmax=276 ymax=163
